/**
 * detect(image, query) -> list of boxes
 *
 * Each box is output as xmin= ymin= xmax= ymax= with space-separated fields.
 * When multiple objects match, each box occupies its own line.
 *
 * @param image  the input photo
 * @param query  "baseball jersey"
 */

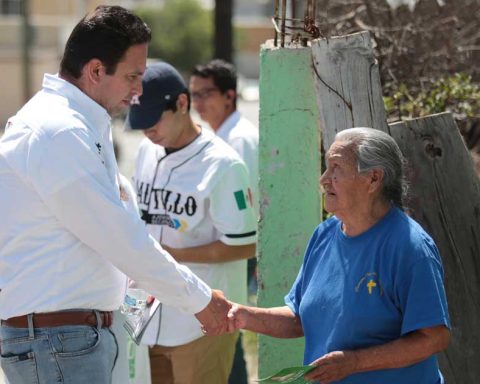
xmin=134 ymin=128 xmax=257 ymax=346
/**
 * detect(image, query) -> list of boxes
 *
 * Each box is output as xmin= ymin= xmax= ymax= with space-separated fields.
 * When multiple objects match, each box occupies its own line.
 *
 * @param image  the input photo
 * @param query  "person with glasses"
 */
xmin=190 ymin=59 xmax=259 ymax=384
xmin=126 ymin=61 xmax=257 ymax=384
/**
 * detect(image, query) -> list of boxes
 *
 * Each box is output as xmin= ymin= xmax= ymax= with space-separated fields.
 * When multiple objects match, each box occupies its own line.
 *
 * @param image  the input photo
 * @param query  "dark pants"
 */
xmin=228 ymin=334 xmax=248 ymax=384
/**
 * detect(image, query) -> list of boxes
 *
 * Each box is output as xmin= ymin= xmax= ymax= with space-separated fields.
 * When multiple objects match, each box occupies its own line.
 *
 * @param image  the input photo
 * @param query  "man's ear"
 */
xmin=225 ymin=89 xmax=236 ymax=101
xmin=177 ymin=93 xmax=189 ymax=114
xmin=83 ymin=59 xmax=104 ymax=84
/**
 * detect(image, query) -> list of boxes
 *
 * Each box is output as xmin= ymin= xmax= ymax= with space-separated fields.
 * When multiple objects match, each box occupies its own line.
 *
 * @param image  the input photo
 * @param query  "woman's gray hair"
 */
xmin=335 ymin=127 xmax=408 ymax=209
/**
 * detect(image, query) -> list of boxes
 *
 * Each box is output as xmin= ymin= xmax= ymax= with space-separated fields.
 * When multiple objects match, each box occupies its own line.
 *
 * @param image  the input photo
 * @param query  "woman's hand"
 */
xmin=227 ymin=303 xmax=249 ymax=332
xmin=305 ymin=350 xmax=358 ymax=384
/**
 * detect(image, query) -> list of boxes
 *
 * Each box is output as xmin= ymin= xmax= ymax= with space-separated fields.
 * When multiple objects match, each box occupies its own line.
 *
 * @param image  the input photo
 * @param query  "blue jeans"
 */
xmin=0 ymin=313 xmax=118 ymax=384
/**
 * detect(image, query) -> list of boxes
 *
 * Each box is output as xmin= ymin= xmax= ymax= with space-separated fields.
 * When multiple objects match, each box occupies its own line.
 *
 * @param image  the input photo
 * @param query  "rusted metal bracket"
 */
xmin=272 ymin=0 xmax=321 ymax=47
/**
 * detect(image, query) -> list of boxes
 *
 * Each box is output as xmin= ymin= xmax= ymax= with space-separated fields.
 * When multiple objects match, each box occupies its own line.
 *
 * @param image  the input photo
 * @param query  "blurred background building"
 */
xmin=0 ymin=0 xmax=272 ymax=127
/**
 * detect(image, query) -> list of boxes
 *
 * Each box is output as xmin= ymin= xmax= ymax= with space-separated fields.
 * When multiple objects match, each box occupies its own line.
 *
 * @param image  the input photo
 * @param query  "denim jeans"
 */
xmin=0 ymin=312 xmax=118 ymax=384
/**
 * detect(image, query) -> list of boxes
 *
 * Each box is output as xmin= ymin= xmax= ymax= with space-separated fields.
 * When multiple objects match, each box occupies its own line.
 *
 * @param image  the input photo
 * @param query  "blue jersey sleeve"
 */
xmin=397 ymin=238 xmax=450 ymax=335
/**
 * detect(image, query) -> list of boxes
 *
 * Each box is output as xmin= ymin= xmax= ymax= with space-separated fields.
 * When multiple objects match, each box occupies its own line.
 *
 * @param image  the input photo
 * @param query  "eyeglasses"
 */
xmin=190 ymin=87 xmax=220 ymax=101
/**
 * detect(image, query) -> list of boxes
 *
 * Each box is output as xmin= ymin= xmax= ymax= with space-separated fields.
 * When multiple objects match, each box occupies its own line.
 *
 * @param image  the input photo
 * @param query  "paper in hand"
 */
xmin=256 ymin=365 xmax=316 ymax=384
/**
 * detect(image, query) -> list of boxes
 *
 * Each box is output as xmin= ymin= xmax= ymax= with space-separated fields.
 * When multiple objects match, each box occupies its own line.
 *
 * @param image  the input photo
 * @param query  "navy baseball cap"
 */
xmin=126 ymin=61 xmax=188 ymax=130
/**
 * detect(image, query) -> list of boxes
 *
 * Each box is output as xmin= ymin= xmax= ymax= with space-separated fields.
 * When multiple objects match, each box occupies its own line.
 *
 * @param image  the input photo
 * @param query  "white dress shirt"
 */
xmin=0 ymin=74 xmax=211 ymax=319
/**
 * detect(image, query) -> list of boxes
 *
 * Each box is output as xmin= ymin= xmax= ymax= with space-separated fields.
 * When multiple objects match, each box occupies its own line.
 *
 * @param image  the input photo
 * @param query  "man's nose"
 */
xmin=134 ymin=79 xmax=143 ymax=97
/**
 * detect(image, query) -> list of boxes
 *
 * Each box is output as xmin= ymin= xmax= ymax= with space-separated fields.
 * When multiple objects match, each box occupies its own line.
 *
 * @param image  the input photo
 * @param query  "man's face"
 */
xmin=142 ymin=108 xmax=185 ymax=148
xmin=320 ymin=140 xmax=371 ymax=217
xmin=189 ymin=75 xmax=232 ymax=130
xmin=96 ymin=43 xmax=148 ymax=116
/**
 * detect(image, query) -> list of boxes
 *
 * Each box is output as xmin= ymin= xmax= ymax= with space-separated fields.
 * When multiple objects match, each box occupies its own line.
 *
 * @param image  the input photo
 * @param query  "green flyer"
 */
xmin=256 ymin=365 xmax=316 ymax=383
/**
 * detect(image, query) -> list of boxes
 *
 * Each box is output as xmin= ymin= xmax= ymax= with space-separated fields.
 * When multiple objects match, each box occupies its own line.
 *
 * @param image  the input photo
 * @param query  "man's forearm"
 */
xmin=163 ymin=241 xmax=255 ymax=263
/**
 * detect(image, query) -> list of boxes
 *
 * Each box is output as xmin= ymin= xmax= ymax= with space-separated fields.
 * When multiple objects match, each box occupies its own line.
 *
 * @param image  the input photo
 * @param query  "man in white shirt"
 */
xmin=0 ymin=6 xmax=230 ymax=384
xmin=126 ymin=61 xmax=257 ymax=384
xmin=190 ymin=59 xmax=259 ymax=384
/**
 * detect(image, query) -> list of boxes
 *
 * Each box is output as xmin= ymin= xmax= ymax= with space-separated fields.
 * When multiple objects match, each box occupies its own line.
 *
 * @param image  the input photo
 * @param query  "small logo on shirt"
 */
xmin=355 ymin=272 xmax=383 ymax=296
xmin=140 ymin=210 xmax=188 ymax=232
xmin=172 ymin=218 xmax=188 ymax=232
xmin=95 ymin=142 xmax=102 ymax=154
xmin=234 ymin=188 xmax=253 ymax=211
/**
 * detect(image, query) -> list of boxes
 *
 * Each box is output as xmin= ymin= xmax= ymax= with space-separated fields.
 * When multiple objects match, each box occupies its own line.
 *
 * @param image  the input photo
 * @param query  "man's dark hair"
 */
xmin=192 ymin=59 xmax=237 ymax=97
xmin=60 ymin=5 xmax=151 ymax=79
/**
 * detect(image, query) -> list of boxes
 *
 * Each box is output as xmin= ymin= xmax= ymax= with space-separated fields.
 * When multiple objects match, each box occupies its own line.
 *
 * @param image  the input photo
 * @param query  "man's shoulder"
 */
xmin=223 ymin=117 xmax=258 ymax=151
xmin=16 ymin=92 xmax=89 ymax=141
xmin=137 ymin=137 xmax=157 ymax=153
xmin=134 ymin=137 xmax=161 ymax=171
xmin=205 ymin=134 xmax=244 ymax=165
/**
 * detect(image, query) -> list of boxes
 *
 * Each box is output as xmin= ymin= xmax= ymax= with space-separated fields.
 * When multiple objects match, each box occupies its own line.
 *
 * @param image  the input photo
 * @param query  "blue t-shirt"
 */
xmin=285 ymin=207 xmax=450 ymax=384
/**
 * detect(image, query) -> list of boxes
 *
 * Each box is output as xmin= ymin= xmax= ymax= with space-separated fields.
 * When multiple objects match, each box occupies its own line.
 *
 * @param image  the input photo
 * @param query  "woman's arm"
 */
xmin=228 ymin=304 xmax=304 ymax=338
xmin=305 ymin=324 xmax=450 ymax=383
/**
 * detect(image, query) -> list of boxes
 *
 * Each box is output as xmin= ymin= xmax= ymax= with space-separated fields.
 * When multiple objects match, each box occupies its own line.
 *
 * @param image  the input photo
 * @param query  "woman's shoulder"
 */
xmin=313 ymin=215 xmax=340 ymax=238
xmin=387 ymin=208 xmax=440 ymax=262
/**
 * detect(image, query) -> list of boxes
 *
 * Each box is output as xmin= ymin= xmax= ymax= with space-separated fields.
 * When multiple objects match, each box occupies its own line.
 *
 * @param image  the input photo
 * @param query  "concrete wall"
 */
xmin=257 ymin=40 xmax=322 ymax=378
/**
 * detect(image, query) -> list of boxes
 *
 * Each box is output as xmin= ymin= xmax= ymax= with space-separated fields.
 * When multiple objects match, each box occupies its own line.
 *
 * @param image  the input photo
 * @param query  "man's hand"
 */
xmin=304 ymin=350 xmax=358 ymax=384
xmin=194 ymin=289 xmax=231 ymax=336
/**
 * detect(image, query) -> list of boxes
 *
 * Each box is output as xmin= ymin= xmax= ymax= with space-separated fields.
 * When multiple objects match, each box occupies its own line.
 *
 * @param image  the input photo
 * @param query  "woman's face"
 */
xmin=320 ymin=140 xmax=370 ymax=217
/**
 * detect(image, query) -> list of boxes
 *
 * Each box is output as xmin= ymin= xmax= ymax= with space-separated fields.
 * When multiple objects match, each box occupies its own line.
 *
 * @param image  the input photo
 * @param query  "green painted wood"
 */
xmin=257 ymin=40 xmax=322 ymax=379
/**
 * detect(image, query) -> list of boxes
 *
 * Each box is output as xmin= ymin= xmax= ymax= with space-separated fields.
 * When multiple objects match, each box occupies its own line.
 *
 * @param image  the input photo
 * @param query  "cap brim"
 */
xmin=127 ymin=102 xmax=165 ymax=130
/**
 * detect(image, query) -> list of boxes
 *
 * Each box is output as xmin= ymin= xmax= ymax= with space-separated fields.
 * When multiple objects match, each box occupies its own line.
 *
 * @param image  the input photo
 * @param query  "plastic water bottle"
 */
xmin=121 ymin=288 xmax=147 ymax=319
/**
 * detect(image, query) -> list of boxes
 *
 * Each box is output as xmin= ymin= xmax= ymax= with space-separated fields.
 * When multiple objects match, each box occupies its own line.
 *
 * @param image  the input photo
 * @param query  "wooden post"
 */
xmin=389 ymin=112 xmax=480 ymax=383
xmin=311 ymin=31 xmax=389 ymax=150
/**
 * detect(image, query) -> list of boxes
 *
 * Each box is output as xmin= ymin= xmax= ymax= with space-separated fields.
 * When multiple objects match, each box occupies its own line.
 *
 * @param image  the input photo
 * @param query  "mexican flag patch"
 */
xmin=234 ymin=188 xmax=253 ymax=210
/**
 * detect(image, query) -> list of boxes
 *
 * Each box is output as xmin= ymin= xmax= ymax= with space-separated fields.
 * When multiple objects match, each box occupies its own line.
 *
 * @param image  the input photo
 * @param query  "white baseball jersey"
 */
xmin=134 ymin=128 xmax=257 ymax=346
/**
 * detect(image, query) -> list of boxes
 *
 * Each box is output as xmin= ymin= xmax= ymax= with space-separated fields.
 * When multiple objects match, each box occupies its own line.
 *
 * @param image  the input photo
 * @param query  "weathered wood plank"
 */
xmin=389 ymin=112 xmax=480 ymax=383
xmin=311 ymin=31 xmax=389 ymax=151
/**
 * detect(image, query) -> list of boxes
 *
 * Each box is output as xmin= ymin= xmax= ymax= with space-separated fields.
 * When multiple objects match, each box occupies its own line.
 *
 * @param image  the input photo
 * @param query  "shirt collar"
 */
xmin=158 ymin=128 xmax=215 ymax=160
xmin=42 ymin=73 xmax=112 ymax=135
xmin=216 ymin=110 xmax=240 ymax=139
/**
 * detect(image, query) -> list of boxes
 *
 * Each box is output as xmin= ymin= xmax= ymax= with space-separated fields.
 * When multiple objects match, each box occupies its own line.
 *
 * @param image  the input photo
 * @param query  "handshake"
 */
xmin=194 ymin=289 xmax=246 ymax=336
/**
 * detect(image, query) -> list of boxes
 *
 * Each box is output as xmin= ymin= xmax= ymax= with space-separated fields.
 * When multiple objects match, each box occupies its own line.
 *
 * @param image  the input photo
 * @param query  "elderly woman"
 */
xmin=228 ymin=128 xmax=450 ymax=383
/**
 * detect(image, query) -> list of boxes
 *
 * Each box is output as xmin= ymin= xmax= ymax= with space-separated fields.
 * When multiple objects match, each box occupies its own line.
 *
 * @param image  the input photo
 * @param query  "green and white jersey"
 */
xmin=134 ymin=128 xmax=257 ymax=346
